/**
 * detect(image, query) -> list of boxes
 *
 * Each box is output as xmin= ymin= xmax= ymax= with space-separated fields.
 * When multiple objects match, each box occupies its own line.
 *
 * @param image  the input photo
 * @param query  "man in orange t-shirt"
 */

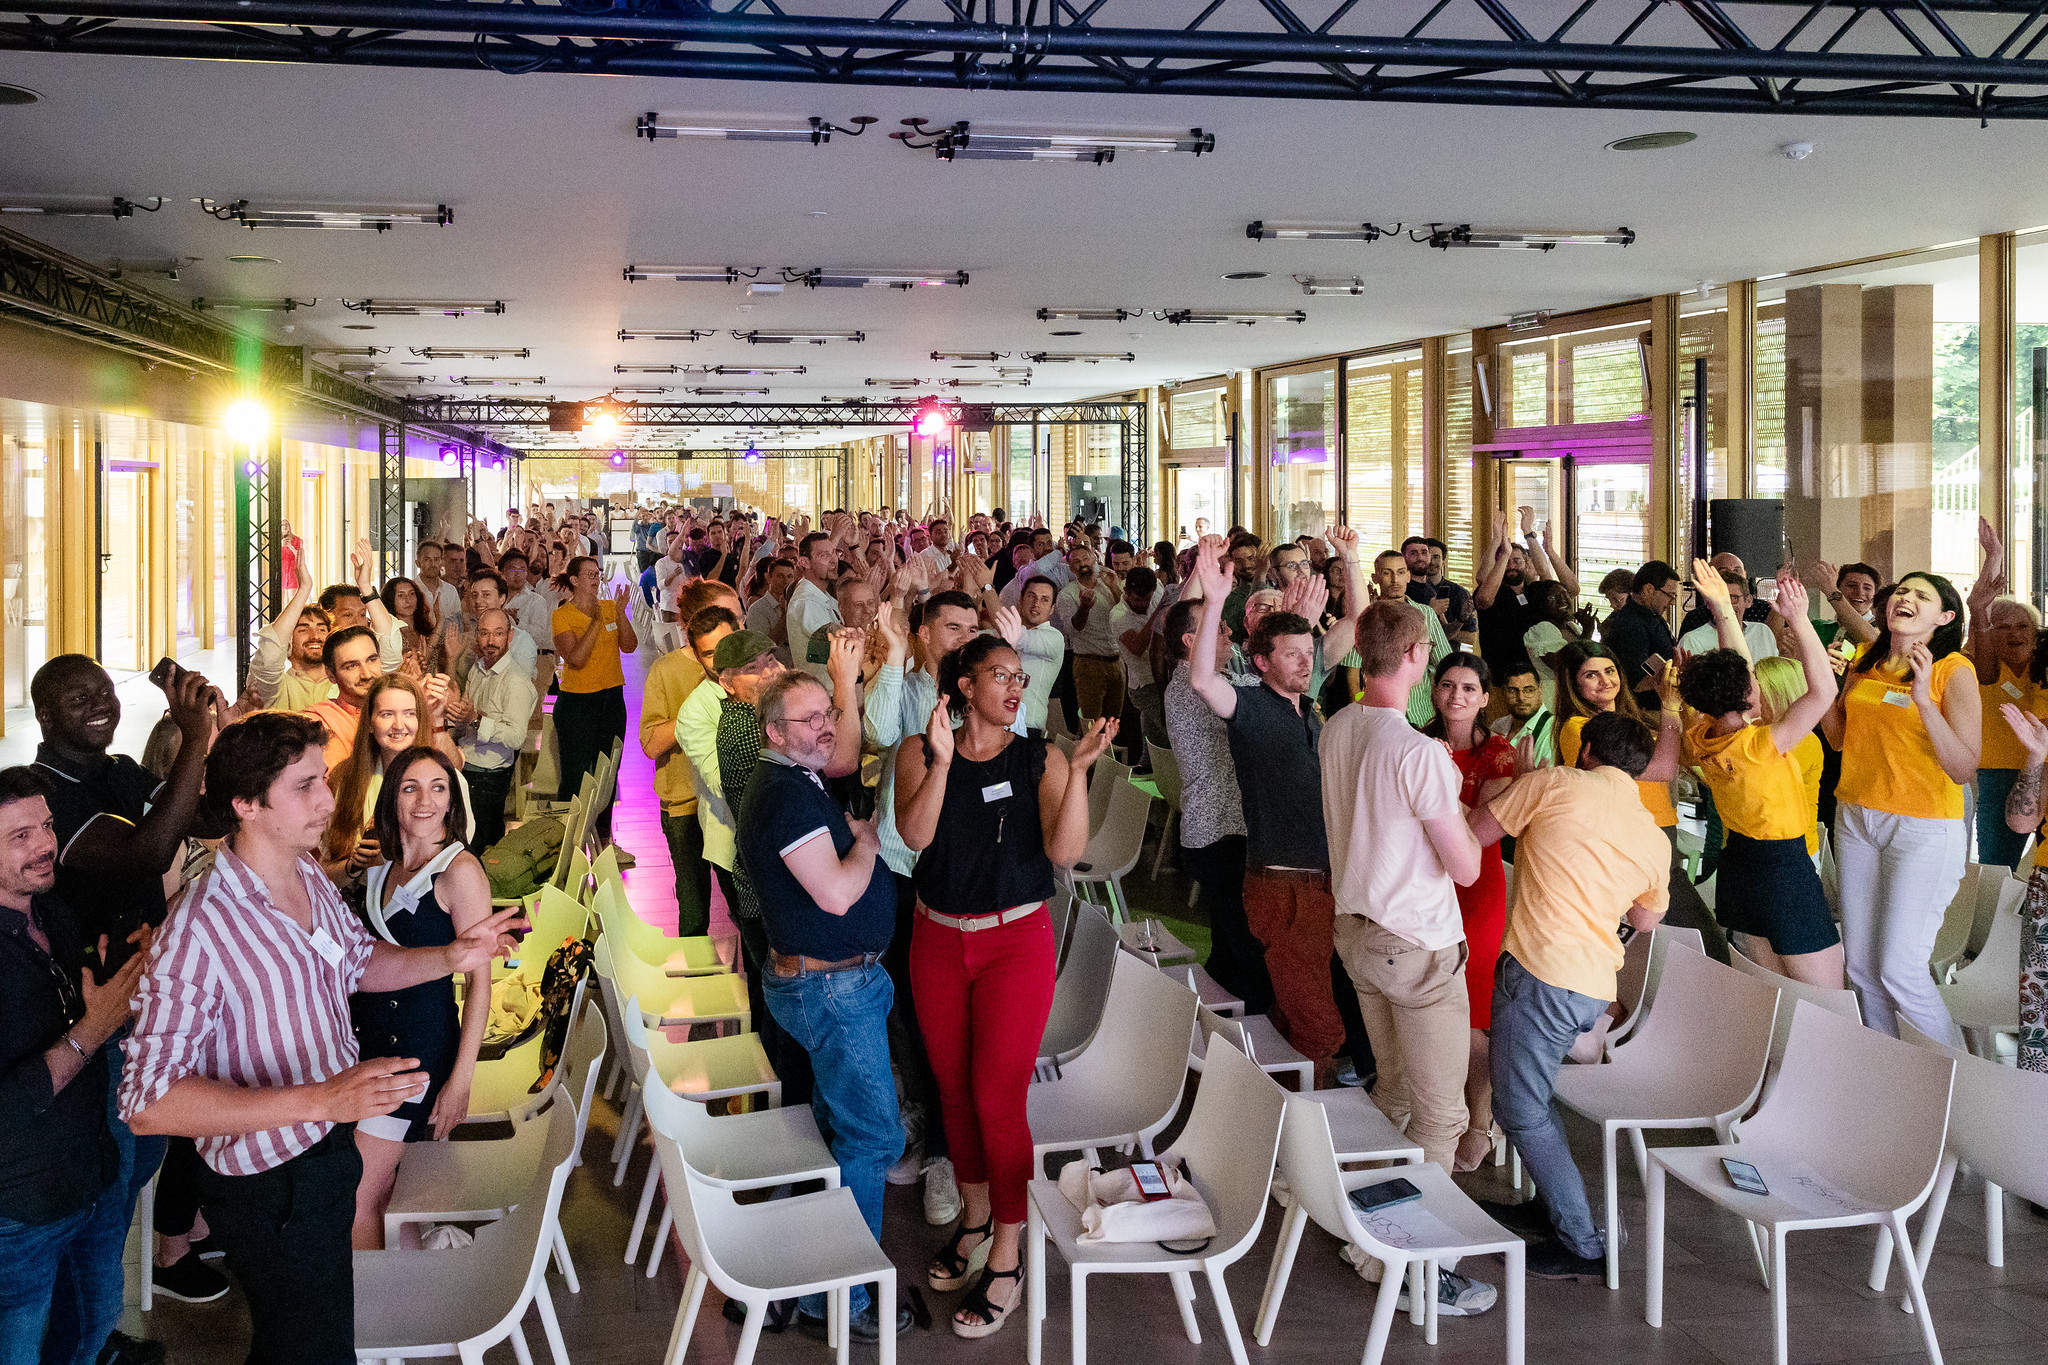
xmin=302 ymin=627 xmax=384 ymax=770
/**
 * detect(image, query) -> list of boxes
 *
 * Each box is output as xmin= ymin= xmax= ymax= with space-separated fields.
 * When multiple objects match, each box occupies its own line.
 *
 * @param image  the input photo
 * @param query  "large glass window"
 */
xmin=1443 ymin=343 xmax=1476 ymax=583
xmin=1166 ymin=385 xmax=1229 ymax=546
xmin=1265 ymin=366 xmax=1336 ymax=542
xmin=1497 ymin=318 xmax=1647 ymax=428
xmin=1 ymin=403 xmax=49 ymax=714
xmin=2015 ymin=230 xmax=2048 ymax=604
xmin=1758 ymin=240 xmax=1983 ymax=599
xmin=1007 ymin=426 xmax=1036 ymax=520
xmin=1342 ymin=347 xmax=1423 ymax=554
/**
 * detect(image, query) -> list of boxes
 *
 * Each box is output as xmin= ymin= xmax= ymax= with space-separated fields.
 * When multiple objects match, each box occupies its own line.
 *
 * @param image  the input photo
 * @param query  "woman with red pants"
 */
xmin=1423 ymin=652 xmax=1517 ymax=1172
xmin=895 ymin=632 xmax=1115 ymax=1338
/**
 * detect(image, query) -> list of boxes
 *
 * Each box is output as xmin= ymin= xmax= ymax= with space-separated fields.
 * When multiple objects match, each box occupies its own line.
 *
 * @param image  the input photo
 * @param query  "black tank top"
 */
xmin=910 ymin=733 xmax=1058 ymax=917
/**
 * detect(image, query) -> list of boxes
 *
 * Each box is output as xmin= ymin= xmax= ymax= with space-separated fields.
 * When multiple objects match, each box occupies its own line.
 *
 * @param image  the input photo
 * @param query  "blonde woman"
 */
xmin=322 ymin=674 xmax=468 ymax=885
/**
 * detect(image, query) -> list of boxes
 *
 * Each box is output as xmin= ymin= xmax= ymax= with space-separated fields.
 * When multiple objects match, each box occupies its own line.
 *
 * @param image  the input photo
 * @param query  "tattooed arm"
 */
xmin=2003 ymin=702 xmax=2048 ymax=834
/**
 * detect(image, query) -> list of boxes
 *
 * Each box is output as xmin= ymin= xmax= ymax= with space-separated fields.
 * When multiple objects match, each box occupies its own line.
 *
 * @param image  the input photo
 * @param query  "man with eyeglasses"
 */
xmin=737 ymin=669 xmax=910 ymax=1344
xmin=1602 ymin=561 xmax=1682 ymax=704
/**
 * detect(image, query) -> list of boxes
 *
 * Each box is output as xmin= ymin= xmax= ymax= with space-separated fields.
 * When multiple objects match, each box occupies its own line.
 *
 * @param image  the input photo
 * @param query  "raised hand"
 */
xmin=991 ymin=604 xmax=1024 ymax=647
xmin=1980 ymin=514 xmax=2003 ymax=558
xmin=1691 ymin=557 xmax=1732 ymax=611
xmin=1191 ymin=537 xmax=1232 ymax=601
xmin=826 ymin=626 xmax=864 ymax=685
xmin=2004 ymin=703 xmax=2048 ymax=765
xmin=1070 ymin=717 xmax=1120 ymax=768
xmin=1968 ymin=571 xmax=2006 ymax=613
xmin=924 ymin=693 xmax=955 ymax=766
xmin=1518 ymin=504 xmax=1536 ymax=536
xmin=1806 ymin=558 xmax=1842 ymax=593
xmin=1326 ymin=522 xmax=1359 ymax=556
xmin=1281 ymin=572 xmax=1327 ymax=625
xmin=611 ymin=584 xmax=632 ymax=614
xmin=1490 ymin=511 xmax=1511 ymax=561
xmin=1652 ymin=658 xmax=1682 ymax=713
xmin=1774 ymin=572 xmax=1810 ymax=620
xmin=876 ymin=599 xmax=910 ymax=659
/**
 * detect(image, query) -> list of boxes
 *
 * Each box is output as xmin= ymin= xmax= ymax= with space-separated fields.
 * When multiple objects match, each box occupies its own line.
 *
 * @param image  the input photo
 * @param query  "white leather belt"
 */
xmin=918 ymin=901 xmax=1044 ymax=932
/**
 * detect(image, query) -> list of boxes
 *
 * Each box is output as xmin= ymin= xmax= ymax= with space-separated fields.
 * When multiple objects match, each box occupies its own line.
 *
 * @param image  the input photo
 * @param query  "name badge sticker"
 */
xmin=605 ymin=621 xmax=618 ymax=632
xmin=1882 ymin=690 xmax=1914 ymax=708
xmin=981 ymin=781 xmax=1014 ymax=802
xmin=309 ymin=926 xmax=347 ymax=967
xmin=2005 ymin=681 xmax=2025 ymax=700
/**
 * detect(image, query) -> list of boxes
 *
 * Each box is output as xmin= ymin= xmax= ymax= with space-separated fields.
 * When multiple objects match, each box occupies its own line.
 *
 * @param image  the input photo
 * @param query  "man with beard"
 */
xmin=1490 ymin=664 xmax=1559 ymax=772
xmin=446 ymin=609 xmax=537 ymax=852
xmin=1474 ymin=511 xmax=1545 ymax=683
xmin=249 ymin=576 xmax=336 ymax=711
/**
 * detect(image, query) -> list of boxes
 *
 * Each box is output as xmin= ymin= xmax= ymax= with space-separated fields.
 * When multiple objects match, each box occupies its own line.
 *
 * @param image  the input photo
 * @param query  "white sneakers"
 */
xmin=924 ymin=1156 xmax=962 ymax=1225
xmin=1338 ymin=1243 xmax=1498 ymax=1316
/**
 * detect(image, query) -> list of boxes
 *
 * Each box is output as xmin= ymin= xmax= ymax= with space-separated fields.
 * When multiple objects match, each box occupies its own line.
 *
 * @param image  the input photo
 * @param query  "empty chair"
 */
xmin=1029 ymin=952 xmax=1200 ymax=1169
xmin=1141 ymin=740 xmax=1183 ymax=879
xmin=1726 ymin=948 xmax=1862 ymax=1105
xmin=1645 ymin=1001 xmax=1956 ymax=1365
xmin=1554 ymin=948 xmax=1782 ymax=1289
xmin=1605 ymin=925 xmax=1705 ymax=1053
xmin=1189 ymin=999 xmax=1314 ymax=1093
xmin=647 ymin=1094 xmax=896 ymax=1365
xmin=1256 ymin=1092 xmax=1524 ymax=1365
xmin=1038 ymin=903 xmax=1121 ymax=1068
xmin=353 ymin=1090 xmax=579 ymax=1365
xmin=1117 ymin=917 xmax=1197 ymax=967
xmin=593 ymin=879 xmax=726 ymax=976
xmin=620 ymin=996 xmax=836 ymax=1274
xmin=1938 ymin=894 xmax=2022 ymax=1058
xmin=1927 ymin=862 xmax=1987 ymax=979
xmin=385 ymin=1004 xmax=608 ymax=1279
xmin=1026 ymin=1038 xmax=1288 ymax=1365
xmin=1876 ymin=1020 xmax=2048 ymax=1279
xmin=1066 ymin=776 xmax=1152 ymax=923
xmin=1967 ymin=864 xmax=2023 ymax=961
xmin=1180 ymin=963 xmax=1244 ymax=1017
xmin=598 ymin=910 xmax=752 ymax=1034
xmin=1048 ymin=888 xmax=1077 ymax=969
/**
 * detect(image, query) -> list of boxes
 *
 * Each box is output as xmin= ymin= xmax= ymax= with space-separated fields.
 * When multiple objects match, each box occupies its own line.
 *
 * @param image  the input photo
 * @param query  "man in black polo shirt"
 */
xmin=30 ymin=654 xmax=228 ymax=1309
xmin=1601 ymin=561 xmax=1681 ymax=703
xmin=737 ymin=670 xmax=908 ymax=1344
xmin=1184 ymin=543 xmax=1342 ymax=1089
xmin=0 ymin=765 xmax=147 ymax=1365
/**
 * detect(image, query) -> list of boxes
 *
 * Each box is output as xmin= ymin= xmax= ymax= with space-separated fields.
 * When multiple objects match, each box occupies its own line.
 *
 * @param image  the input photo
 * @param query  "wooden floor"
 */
xmin=89 ymin=635 xmax=2048 ymax=1365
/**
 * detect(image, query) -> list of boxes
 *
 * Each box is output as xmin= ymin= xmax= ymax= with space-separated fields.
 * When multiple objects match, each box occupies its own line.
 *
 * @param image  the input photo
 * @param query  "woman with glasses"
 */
xmin=893 ymin=634 xmax=1117 ymax=1339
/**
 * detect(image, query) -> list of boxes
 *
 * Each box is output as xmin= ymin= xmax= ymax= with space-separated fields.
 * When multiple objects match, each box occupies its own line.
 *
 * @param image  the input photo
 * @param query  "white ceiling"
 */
xmin=3 ymin=49 xmax=2048 ymax=447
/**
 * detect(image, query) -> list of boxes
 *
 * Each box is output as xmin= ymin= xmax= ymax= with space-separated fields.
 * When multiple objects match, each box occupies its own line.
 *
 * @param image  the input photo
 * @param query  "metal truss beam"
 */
xmin=377 ymin=421 xmax=405 ymax=581
xmin=5 ymin=0 xmax=2048 ymax=118
xmin=405 ymin=398 xmax=1146 ymax=427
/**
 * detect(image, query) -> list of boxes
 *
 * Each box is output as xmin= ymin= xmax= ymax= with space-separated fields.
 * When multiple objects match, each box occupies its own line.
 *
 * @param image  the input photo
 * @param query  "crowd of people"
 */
xmin=6 ymin=489 xmax=2047 ymax=1365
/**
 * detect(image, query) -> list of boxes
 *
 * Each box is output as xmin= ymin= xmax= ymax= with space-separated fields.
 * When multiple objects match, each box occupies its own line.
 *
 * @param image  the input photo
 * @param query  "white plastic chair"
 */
xmin=1142 ymin=741 xmax=1183 ymax=880
xmin=1875 ymin=1019 xmax=2048 ymax=1281
xmin=384 ymin=1005 xmax=607 ymax=1286
xmin=621 ymin=997 xmax=837 ymax=1276
xmin=1117 ymin=917 xmax=1197 ymax=967
xmin=1038 ymin=904 xmax=1122 ymax=1069
xmin=1026 ymin=1038 xmax=1288 ymax=1365
xmin=1555 ymin=947 xmax=1782 ymax=1289
xmin=1726 ymin=949 xmax=1862 ymax=1106
xmin=1644 ymin=1001 xmax=1956 ymax=1365
xmin=1937 ymin=893 xmax=2022 ymax=1059
xmin=647 ymin=1100 xmax=895 ymax=1365
xmin=1928 ymin=862 xmax=1987 ymax=980
xmin=592 ymin=879 xmax=727 ymax=976
xmin=1028 ymin=952 xmax=1200 ymax=1170
xmin=1967 ymin=864 xmax=2024 ymax=962
xmin=1605 ymin=925 xmax=1705 ymax=1054
xmin=1066 ymin=777 xmax=1152 ymax=923
xmin=597 ymin=913 xmax=752 ymax=1035
xmin=1179 ymin=963 xmax=1244 ymax=1017
xmin=1255 ymin=1092 xmax=1524 ymax=1365
xmin=352 ymin=1090 xmax=579 ymax=1365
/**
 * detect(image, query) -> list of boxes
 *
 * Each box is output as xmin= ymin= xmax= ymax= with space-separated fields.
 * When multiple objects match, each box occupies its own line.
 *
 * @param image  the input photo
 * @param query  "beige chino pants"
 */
xmin=1332 ymin=914 xmax=1471 ymax=1171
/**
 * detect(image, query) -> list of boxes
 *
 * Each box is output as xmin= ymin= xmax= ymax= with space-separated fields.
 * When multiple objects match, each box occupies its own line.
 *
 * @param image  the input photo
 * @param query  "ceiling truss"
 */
xmin=4 ymin=0 xmax=2048 ymax=119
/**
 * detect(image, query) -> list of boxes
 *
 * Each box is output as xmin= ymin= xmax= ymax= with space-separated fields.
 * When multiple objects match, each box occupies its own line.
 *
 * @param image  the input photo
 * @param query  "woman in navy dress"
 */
xmin=348 ymin=746 xmax=494 ymax=1249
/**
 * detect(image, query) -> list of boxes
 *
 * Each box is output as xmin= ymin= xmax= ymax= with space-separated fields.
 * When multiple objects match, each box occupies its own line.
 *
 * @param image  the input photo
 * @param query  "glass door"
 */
xmin=1171 ymin=466 xmax=1228 ymax=545
xmin=1265 ymin=366 xmax=1336 ymax=541
xmin=100 ymin=467 xmax=146 ymax=674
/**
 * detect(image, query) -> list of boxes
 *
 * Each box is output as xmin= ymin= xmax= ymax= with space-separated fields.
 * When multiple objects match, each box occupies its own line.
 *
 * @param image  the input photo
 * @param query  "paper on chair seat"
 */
xmin=1057 ymin=1160 xmax=1219 ymax=1245
xmin=1350 ymin=1198 xmax=1466 ymax=1252
xmin=1755 ymin=1160 xmax=1869 ymax=1219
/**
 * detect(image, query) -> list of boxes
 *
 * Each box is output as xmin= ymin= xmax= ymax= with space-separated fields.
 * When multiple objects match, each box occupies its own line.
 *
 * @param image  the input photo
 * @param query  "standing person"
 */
xmin=1601 ymin=561 xmax=1682 ymax=705
xmin=1468 ymin=712 xmax=1670 ymax=1281
xmin=1680 ymin=572 xmax=1843 ymax=988
xmin=1553 ymin=641 xmax=1719 ymax=956
xmin=1997 ymin=705 xmax=2048 ymax=1070
xmin=246 ymin=575 xmax=335 ymax=711
xmin=641 ymin=605 xmax=738 ymax=938
xmin=1808 ymin=559 xmax=1885 ymax=646
xmin=1185 ymin=541 xmax=1345 ymax=1087
xmin=1821 ymin=571 xmax=1979 ymax=1039
xmin=1969 ymin=595 xmax=2043 ymax=869
xmin=497 ymin=550 xmax=555 ymax=673
xmin=379 ymin=578 xmax=443 ymax=674
xmin=1320 ymin=611 xmax=1488 ymax=1269
xmin=321 ymin=674 xmax=468 ymax=885
xmin=1473 ymin=513 xmax=1541 ymax=681
xmin=1111 ymin=565 xmax=1164 ymax=753
xmin=1520 ymin=581 xmax=1587 ymax=715
xmin=1012 ymin=577 xmax=1065 ymax=734
xmin=1055 ymin=544 xmax=1125 ymax=725
xmin=1423 ymin=653 xmax=1518 ymax=1173
xmin=412 ymin=542 xmax=463 ymax=636
xmin=1159 ymin=595 xmax=1273 ymax=1015
xmin=787 ymin=532 xmax=844 ymax=681
xmin=1365 ymin=550 xmax=1453 ymax=725
xmin=550 ymin=556 xmax=638 ymax=839
xmin=1676 ymin=570 xmax=1779 ymax=662
xmin=738 ymin=673 xmax=912 ymax=1344
xmin=120 ymin=713 xmax=521 ymax=1365
xmin=348 ymin=748 xmax=492 ymax=1249
xmin=305 ymin=627 xmax=387 ymax=771
xmin=444 ymin=609 xmax=537 ymax=853
xmin=451 ymin=571 xmax=538 ymax=683
xmin=0 ymin=766 xmax=150 ymax=1365
xmin=1490 ymin=665 xmax=1558 ymax=773
xmin=746 ymin=557 xmax=798 ymax=663
xmin=894 ymin=638 xmax=1110 ymax=1338
xmin=704 ymin=632 xmax=785 ymax=1060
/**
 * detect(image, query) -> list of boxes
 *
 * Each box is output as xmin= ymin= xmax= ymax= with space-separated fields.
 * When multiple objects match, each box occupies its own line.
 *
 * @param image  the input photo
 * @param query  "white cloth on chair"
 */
xmin=1058 ymin=1160 xmax=1217 ymax=1245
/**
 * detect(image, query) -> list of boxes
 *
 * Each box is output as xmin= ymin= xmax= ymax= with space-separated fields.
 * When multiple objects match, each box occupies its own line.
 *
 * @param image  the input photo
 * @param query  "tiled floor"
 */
xmin=46 ymin=636 xmax=2048 ymax=1365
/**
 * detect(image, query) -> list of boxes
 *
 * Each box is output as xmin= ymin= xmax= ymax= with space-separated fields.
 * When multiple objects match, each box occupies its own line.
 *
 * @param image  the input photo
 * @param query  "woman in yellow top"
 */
xmin=1752 ymin=657 xmax=1824 ymax=857
xmin=1968 ymin=591 xmax=2043 ymax=869
xmin=551 ymin=554 xmax=639 ymax=839
xmin=1553 ymin=639 xmax=1727 ymax=956
xmin=1821 ymin=571 xmax=1979 ymax=1040
xmin=1679 ymin=570 xmax=1842 ymax=987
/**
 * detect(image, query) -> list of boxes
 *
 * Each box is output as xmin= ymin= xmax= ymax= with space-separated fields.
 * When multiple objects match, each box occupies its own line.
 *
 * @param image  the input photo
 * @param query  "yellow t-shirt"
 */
xmin=553 ymin=600 xmax=626 ymax=693
xmin=1492 ymin=766 xmax=1672 ymax=1001
xmin=1685 ymin=717 xmax=1815 ymax=847
xmin=1837 ymin=651 xmax=1973 ymax=820
xmin=1559 ymin=713 xmax=1677 ymax=827
xmin=1978 ymin=664 xmax=2041 ymax=771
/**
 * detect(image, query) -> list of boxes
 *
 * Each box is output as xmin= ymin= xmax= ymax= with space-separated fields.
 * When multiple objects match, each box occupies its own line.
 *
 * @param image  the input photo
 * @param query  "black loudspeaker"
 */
xmin=1708 ymin=499 xmax=1785 ymax=578
xmin=957 ymin=404 xmax=996 ymax=433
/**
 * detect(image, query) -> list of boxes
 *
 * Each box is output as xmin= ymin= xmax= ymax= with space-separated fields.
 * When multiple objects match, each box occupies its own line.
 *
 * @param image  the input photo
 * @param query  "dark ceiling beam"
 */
xmin=404 ymin=398 xmax=1143 ymax=427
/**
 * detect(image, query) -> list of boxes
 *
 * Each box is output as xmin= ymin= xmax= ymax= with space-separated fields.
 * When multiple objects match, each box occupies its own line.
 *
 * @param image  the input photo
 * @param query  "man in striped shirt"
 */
xmin=119 ymin=713 xmax=522 ymax=1365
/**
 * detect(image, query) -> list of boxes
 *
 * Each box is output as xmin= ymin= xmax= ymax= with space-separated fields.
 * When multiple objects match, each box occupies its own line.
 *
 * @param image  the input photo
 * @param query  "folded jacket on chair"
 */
xmin=1057 ymin=1159 xmax=1218 ymax=1245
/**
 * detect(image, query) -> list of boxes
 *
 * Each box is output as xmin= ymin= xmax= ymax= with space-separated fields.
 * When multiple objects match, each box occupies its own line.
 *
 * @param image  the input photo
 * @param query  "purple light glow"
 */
xmin=243 ymin=460 xmax=258 ymax=477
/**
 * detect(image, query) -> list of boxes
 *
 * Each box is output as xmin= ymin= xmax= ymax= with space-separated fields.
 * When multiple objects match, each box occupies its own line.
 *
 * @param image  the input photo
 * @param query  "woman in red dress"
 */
xmin=1424 ymin=652 xmax=1516 ymax=1171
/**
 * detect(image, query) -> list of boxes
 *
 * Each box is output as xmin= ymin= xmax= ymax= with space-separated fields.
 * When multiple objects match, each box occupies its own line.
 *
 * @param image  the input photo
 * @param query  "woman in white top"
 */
xmin=1521 ymin=580 xmax=1585 ymax=714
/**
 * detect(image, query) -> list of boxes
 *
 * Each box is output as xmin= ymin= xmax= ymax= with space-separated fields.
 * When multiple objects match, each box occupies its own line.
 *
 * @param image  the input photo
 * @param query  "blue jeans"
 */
xmin=0 ymin=1178 xmax=130 ymax=1365
xmin=107 ymin=1037 xmax=168 ymax=1231
xmin=764 ymin=959 xmax=903 ymax=1319
xmin=1489 ymin=953 xmax=1607 ymax=1259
